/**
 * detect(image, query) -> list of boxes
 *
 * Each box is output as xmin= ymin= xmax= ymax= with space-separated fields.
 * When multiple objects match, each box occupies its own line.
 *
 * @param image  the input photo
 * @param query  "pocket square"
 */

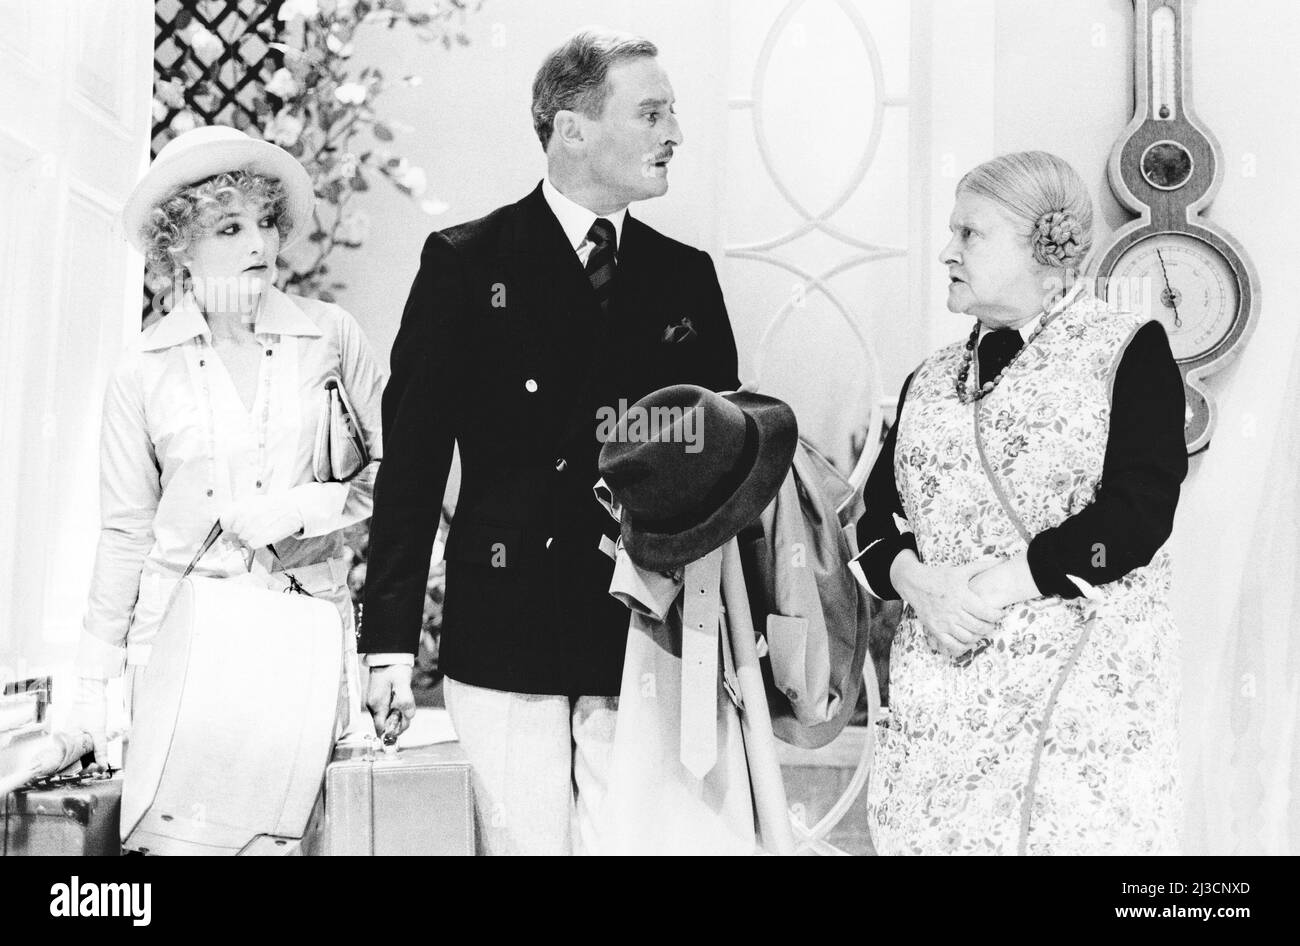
xmin=661 ymin=316 xmax=697 ymax=344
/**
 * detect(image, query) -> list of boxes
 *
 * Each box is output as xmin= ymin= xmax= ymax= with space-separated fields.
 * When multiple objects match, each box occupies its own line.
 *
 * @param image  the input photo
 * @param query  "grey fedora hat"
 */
xmin=598 ymin=385 xmax=798 ymax=571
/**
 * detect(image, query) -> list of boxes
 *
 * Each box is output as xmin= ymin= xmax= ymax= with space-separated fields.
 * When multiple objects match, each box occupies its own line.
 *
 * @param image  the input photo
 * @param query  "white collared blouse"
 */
xmin=77 ymin=287 xmax=385 ymax=678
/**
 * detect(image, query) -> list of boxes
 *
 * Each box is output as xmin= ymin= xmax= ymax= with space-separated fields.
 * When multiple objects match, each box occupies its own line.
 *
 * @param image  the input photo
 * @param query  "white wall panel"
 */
xmin=0 ymin=0 xmax=152 ymax=684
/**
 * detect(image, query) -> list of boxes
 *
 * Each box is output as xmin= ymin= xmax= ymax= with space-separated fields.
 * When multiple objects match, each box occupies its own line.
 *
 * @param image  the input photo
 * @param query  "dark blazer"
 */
xmin=361 ymin=183 xmax=740 ymax=695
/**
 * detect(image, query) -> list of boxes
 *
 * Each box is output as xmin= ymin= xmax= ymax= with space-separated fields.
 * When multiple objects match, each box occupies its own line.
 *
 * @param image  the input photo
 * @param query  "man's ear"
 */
xmin=552 ymin=109 xmax=586 ymax=150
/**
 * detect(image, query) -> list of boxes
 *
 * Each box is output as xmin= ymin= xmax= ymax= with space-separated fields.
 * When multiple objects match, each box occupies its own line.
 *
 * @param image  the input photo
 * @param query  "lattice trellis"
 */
xmin=144 ymin=0 xmax=286 ymax=318
xmin=152 ymin=0 xmax=286 ymax=157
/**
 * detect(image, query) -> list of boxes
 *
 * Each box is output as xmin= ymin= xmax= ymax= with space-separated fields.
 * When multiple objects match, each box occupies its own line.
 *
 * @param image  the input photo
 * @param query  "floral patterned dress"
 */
xmin=868 ymin=293 xmax=1183 ymax=855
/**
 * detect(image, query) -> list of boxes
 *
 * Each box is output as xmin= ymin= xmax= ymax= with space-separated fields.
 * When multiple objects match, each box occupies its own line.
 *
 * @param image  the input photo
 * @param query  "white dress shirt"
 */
xmin=77 ymin=288 xmax=385 ymax=678
xmin=541 ymin=176 xmax=627 ymax=263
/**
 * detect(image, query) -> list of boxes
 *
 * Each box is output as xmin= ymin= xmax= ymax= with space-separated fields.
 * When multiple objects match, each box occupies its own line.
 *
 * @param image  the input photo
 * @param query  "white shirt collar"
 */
xmin=976 ymin=280 xmax=1085 ymax=343
xmin=141 ymin=287 xmax=322 ymax=352
xmin=541 ymin=177 xmax=627 ymax=254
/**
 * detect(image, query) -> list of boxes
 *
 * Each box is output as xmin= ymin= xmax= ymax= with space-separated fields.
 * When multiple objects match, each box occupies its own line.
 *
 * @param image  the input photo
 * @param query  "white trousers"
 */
xmin=443 ymin=677 xmax=618 ymax=856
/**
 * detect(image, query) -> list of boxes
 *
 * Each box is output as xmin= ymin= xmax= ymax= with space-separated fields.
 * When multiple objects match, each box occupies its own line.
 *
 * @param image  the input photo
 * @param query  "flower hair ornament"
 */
xmin=1031 ymin=209 xmax=1084 ymax=268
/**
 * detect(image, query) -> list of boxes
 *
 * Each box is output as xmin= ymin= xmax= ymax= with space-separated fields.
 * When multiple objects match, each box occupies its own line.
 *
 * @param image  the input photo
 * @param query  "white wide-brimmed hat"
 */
xmin=122 ymin=125 xmax=316 ymax=254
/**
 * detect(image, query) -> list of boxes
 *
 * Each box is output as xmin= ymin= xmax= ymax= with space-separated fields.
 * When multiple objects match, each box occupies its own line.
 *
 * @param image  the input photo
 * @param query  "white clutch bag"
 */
xmin=313 ymin=376 xmax=370 ymax=483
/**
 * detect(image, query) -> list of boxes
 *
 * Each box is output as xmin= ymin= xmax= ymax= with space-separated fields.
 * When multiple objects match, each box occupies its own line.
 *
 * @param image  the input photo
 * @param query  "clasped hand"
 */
xmin=219 ymin=493 xmax=304 ymax=549
xmin=890 ymin=552 xmax=1016 ymax=658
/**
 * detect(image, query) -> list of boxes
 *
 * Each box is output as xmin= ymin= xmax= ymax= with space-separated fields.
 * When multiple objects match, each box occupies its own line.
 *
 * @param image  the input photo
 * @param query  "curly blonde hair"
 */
xmin=957 ymin=151 xmax=1094 ymax=272
xmin=143 ymin=169 xmax=291 ymax=294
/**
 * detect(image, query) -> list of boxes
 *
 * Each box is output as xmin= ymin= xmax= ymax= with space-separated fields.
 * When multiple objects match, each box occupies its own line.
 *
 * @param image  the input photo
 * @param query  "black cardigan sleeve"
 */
xmin=852 ymin=372 xmax=919 ymax=600
xmin=1025 ymin=320 xmax=1188 ymax=598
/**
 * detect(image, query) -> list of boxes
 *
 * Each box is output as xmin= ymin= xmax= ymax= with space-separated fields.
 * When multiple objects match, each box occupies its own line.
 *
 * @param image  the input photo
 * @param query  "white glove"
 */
xmin=219 ymin=492 xmax=305 ymax=548
xmin=69 ymin=677 xmax=110 ymax=767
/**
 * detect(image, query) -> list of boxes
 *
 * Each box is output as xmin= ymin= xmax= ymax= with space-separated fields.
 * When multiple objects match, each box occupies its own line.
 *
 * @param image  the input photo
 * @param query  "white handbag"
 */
xmin=120 ymin=523 xmax=343 ymax=855
xmin=312 ymin=376 xmax=370 ymax=483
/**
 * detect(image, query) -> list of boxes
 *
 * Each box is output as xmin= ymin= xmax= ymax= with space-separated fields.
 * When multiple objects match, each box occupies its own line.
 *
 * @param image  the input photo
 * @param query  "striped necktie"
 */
xmin=584 ymin=218 xmax=616 ymax=313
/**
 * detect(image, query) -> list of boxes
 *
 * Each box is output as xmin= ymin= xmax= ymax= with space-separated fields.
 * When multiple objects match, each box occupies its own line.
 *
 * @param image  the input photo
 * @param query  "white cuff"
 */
xmin=1066 ymin=573 xmax=1105 ymax=601
xmin=291 ymin=482 xmax=349 ymax=538
xmin=74 ymin=629 xmax=127 ymax=680
xmin=608 ymin=546 xmax=683 ymax=622
xmin=363 ymin=652 xmax=415 ymax=668
xmin=849 ymin=539 xmax=888 ymax=601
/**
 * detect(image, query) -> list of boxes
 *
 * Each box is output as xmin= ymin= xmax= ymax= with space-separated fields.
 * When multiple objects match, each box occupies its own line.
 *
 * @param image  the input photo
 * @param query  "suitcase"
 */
xmin=2 ymin=775 xmax=122 ymax=856
xmin=307 ymin=742 xmax=475 ymax=856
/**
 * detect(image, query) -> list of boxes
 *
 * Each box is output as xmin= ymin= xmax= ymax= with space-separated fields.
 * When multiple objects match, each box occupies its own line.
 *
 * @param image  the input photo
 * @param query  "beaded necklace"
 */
xmin=952 ymin=287 xmax=1079 ymax=404
xmin=953 ymin=318 xmax=1050 ymax=404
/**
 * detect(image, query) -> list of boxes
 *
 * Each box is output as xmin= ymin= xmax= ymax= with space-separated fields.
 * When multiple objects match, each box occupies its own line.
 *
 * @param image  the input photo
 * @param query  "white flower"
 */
xmin=264 ymin=110 xmax=304 ymax=147
xmin=325 ymin=34 xmax=354 ymax=58
xmin=155 ymin=77 xmax=186 ymax=109
xmin=188 ymin=26 xmax=224 ymax=62
xmin=265 ymin=67 xmax=299 ymax=100
xmin=333 ymin=152 xmax=360 ymax=180
xmin=420 ymin=197 xmax=449 ymax=216
xmin=396 ymin=164 xmax=427 ymax=196
xmin=170 ymin=110 xmax=199 ymax=135
xmin=336 ymin=210 xmax=371 ymax=244
xmin=277 ymin=0 xmax=320 ymax=22
xmin=152 ymin=98 xmax=170 ymax=123
xmin=334 ymin=82 xmax=368 ymax=106
xmin=268 ymin=41 xmax=310 ymax=67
